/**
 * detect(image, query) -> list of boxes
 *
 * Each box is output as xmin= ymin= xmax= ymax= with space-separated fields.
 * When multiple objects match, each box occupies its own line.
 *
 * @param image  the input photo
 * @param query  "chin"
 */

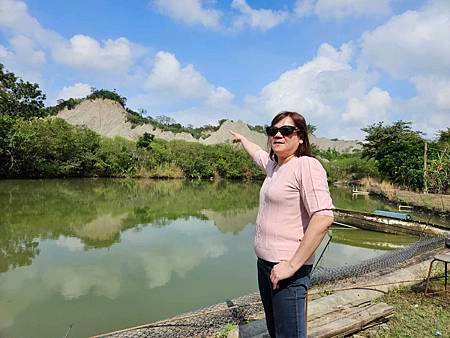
xmin=272 ymin=150 xmax=284 ymax=157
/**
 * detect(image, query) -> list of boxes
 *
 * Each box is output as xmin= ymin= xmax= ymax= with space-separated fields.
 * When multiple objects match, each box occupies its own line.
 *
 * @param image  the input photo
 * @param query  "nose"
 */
xmin=274 ymin=131 xmax=283 ymax=138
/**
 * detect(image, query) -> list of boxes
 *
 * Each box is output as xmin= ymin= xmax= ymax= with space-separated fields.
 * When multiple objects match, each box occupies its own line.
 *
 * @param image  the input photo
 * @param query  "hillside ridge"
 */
xmin=57 ymin=98 xmax=360 ymax=152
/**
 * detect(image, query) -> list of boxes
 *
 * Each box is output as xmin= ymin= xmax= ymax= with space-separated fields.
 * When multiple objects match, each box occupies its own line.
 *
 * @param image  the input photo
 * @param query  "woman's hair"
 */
xmin=268 ymin=111 xmax=313 ymax=162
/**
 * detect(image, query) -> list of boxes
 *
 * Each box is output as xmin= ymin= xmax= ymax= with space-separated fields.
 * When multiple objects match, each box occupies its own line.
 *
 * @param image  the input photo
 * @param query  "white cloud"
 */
xmin=0 ymin=0 xmax=60 ymax=47
xmin=142 ymin=51 xmax=235 ymax=125
xmin=398 ymin=76 xmax=450 ymax=137
xmin=0 ymin=34 xmax=45 ymax=81
xmin=256 ymin=43 xmax=355 ymax=117
xmin=0 ymin=43 xmax=8 ymax=57
xmin=360 ymin=0 xmax=450 ymax=137
xmin=413 ymin=76 xmax=450 ymax=111
xmin=147 ymin=51 xmax=209 ymax=98
xmin=294 ymin=0 xmax=315 ymax=17
xmin=342 ymin=87 xmax=392 ymax=123
xmin=246 ymin=42 xmax=388 ymax=139
xmin=0 ymin=0 xmax=146 ymax=75
xmin=151 ymin=0 xmax=221 ymax=29
xmin=52 ymin=35 xmax=145 ymax=73
xmin=361 ymin=0 xmax=450 ymax=79
xmin=56 ymin=83 xmax=92 ymax=101
xmin=295 ymin=0 xmax=391 ymax=19
xmin=9 ymin=35 xmax=45 ymax=66
xmin=147 ymin=51 xmax=234 ymax=103
xmin=152 ymin=0 xmax=288 ymax=32
xmin=231 ymin=0 xmax=289 ymax=31
xmin=398 ymin=99 xmax=450 ymax=139
xmin=206 ymin=86 xmax=235 ymax=105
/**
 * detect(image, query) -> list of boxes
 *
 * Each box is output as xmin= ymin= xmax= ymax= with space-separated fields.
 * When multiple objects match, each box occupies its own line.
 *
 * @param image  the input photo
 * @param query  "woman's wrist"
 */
xmin=288 ymin=260 xmax=300 ymax=272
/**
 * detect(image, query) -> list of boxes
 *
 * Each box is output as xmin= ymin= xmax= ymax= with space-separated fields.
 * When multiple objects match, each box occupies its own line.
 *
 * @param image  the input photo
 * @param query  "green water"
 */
xmin=0 ymin=179 xmax=421 ymax=338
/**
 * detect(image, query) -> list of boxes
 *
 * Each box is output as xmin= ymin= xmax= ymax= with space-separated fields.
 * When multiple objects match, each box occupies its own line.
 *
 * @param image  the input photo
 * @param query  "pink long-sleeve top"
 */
xmin=252 ymin=149 xmax=334 ymax=265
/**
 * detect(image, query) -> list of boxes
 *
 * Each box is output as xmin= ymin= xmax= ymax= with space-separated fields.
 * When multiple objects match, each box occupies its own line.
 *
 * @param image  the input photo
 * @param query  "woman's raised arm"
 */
xmin=229 ymin=131 xmax=262 ymax=159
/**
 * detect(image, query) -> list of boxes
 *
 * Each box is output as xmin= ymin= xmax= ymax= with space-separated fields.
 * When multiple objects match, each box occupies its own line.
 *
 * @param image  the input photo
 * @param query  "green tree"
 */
xmin=0 ymin=64 xmax=46 ymax=118
xmin=426 ymin=149 xmax=449 ymax=194
xmin=307 ymin=123 xmax=317 ymax=135
xmin=0 ymin=114 xmax=16 ymax=176
xmin=5 ymin=118 xmax=100 ymax=177
xmin=136 ymin=132 xmax=155 ymax=149
xmin=426 ymin=128 xmax=450 ymax=193
xmin=155 ymin=115 xmax=176 ymax=125
xmin=87 ymin=88 xmax=126 ymax=107
xmin=96 ymin=137 xmax=139 ymax=177
xmin=436 ymin=128 xmax=450 ymax=145
xmin=361 ymin=121 xmax=425 ymax=190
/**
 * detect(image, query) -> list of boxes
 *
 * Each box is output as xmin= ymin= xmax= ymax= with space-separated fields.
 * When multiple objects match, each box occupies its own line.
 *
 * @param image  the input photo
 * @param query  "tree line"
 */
xmin=0 ymin=63 xmax=448 ymax=192
xmin=0 ymin=115 xmax=264 ymax=179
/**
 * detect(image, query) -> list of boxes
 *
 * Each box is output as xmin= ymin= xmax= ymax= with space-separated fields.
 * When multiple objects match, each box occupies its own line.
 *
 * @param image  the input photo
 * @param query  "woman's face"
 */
xmin=270 ymin=116 xmax=302 ymax=159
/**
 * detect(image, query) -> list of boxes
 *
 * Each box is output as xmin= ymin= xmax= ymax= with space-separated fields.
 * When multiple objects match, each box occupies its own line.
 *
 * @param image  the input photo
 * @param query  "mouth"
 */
xmin=273 ymin=141 xmax=284 ymax=145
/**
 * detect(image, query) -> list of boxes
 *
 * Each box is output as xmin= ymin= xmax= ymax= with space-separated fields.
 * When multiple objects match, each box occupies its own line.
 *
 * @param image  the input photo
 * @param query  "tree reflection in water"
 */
xmin=0 ymin=179 xmax=260 ymax=272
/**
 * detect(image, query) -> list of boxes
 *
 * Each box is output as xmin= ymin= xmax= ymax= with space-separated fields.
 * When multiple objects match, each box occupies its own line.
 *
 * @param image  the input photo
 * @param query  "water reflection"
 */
xmin=136 ymin=219 xmax=229 ymax=288
xmin=330 ymin=227 xmax=417 ymax=250
xmin=0 ymin=179 xmax=423 ymax=338
xmin=201 ymin=208 xmax=258 ymax=234
xmin=0 ymin=179 xmax=260 ymax=273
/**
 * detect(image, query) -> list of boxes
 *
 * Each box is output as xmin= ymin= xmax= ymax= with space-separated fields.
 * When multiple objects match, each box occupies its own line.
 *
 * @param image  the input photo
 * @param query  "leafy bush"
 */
xmin=136 ymin=132 xmax=155 ymax=149
xmin=125 ymin=108 xmax=153 ymax=128
xmin=87 ymin=89 xmax=126 ymax=107
xmin=45 ymin=98 xmax=83 ymax=116
xmin=142 ymin=139 xmax=264 ymax=180
xmin=95 ymin=137 xmax=140 ymax=177
xmin=316 ymin=149 xmax=379 ymax=183
xmin=3 ymin=117 xmax=100 ymax=177
xmin=46 ymin=88 xmax=127 ymax=117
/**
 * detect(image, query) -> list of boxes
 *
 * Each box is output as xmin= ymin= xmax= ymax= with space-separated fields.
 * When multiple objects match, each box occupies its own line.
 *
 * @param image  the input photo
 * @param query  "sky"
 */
xmin=0 ymin=0 xmax=449 ymax=140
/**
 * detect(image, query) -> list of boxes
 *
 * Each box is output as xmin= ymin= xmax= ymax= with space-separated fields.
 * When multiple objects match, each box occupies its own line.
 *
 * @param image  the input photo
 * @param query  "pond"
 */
xmin=0 ymin=179 xmax=420 ymax=338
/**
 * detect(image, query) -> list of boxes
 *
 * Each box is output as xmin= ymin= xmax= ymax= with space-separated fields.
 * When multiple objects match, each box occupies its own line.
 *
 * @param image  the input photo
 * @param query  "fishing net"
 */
xmin=310 ymin=235 xmax=445 ymax=285
xmin=96 ymin=235 xmax=447 ymax=338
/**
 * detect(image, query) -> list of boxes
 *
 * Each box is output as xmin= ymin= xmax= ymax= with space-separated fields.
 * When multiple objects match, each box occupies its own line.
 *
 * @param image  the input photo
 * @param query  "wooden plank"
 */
xmin=307 ymin=299 xmax=372 ymax=322
xmin=308 ymin=302 xmax=372 ymax=328
xmin=308 ymin=302 xmax=394 ymax=338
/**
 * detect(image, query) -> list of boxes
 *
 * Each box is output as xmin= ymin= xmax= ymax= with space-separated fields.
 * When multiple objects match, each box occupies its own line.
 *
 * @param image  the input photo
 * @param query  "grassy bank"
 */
xmin=371 ymin=283 xmax=449 ymax=337
xmin=361 ymin=178 xmax=450 ymax=214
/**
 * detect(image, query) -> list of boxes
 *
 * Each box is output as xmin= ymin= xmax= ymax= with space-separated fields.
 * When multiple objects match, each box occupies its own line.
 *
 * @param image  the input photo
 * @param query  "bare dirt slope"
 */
xmin=202 ymin=120 xmax=268 ymax=149
xmin=57 ymin=99 xmax=196 ymax=142
xmin=57 ymin=98 xmax=360 ymax=151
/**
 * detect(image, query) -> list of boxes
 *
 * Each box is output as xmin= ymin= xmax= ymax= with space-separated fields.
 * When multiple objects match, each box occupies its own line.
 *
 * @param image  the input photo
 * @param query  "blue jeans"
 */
xmin=257 ymin=258 xmax=312 ymax=338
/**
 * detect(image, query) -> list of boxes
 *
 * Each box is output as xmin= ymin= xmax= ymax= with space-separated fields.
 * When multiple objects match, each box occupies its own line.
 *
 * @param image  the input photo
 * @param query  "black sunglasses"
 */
xmin=265 ymin=125 xmax=299 ymax=137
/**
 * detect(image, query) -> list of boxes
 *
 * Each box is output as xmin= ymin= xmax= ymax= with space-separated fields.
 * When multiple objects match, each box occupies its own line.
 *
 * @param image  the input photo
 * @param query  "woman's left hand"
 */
xmin=270 ymin=261 xmax=297 ymax=290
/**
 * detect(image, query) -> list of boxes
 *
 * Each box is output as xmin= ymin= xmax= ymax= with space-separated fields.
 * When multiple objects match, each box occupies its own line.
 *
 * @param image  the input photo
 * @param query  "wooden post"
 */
xmin=424 ymin=141 xmax=428 ymax=194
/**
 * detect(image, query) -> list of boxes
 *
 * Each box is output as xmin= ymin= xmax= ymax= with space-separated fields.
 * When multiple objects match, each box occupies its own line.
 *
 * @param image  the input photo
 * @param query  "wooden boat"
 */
xmin=333 ymin=208 xmax=449 ymax=236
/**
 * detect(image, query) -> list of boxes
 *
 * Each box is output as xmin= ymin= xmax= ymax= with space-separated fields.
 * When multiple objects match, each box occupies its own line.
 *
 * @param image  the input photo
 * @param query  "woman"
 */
xmin=230 ymin=111 xmax=334 ymax=338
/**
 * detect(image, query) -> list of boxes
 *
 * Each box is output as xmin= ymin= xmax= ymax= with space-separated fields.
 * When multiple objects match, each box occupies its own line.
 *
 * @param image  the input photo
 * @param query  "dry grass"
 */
xmin=136 ymin=164 xmax=185 ymax=179
xmin=361 ymin=178 xmax=450 ymax=213
xmin=367 ymin=281 xmax=450 ymax=338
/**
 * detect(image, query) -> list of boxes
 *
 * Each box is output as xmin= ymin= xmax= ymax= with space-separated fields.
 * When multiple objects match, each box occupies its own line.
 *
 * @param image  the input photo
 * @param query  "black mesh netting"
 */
xmin=96 ymin=235 xmax=446 ymax=338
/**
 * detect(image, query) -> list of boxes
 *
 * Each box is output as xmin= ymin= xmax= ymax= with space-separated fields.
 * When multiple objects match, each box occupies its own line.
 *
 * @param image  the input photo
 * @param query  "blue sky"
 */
xmin=0 ymin=0 xmax=449 ymax=139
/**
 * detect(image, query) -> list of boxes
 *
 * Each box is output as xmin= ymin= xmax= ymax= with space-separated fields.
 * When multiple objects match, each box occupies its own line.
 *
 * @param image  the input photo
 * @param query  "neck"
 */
xmin=278 ymin=153 xmax=295 ymax=165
